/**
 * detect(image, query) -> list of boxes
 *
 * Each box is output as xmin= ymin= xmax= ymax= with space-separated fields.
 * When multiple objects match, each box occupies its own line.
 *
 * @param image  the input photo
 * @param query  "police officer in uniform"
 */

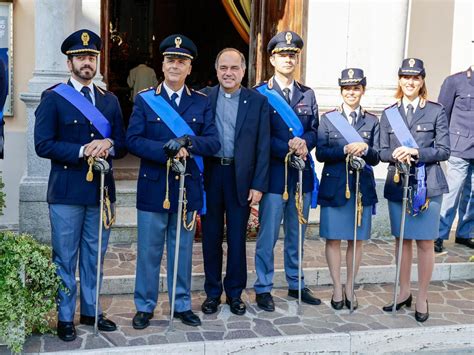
xmin=317 ymin=68 xmax=379 ymax=310
xmin=379 ymin=58 xmax=450 ymax=322
xmin=35 ymin=29 xmax=127 ymax=341
xmin=253 ymin=31 xmax=320 ymax=311
xmin=435 ymin=67 xmax=474 ymax=252
xmin=127 ymin=34 xmax=220 ymax=329
xmin=0 ymin=58 xmax=7 ymax=159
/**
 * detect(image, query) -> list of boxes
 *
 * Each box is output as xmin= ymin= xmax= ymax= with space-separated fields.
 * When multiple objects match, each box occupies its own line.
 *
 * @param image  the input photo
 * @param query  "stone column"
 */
xmin=19 ymin=0 xmax=76 ymax=242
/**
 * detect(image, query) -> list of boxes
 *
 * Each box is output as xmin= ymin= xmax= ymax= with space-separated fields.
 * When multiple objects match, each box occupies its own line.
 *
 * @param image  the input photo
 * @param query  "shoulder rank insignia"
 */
xmin=192 ymin=89 xmax=207 ymax=97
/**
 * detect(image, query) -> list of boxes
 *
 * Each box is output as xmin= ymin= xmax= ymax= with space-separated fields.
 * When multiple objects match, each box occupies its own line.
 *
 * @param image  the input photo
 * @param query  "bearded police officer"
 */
xmin=34 ymin=29 xmax=127 ymax=341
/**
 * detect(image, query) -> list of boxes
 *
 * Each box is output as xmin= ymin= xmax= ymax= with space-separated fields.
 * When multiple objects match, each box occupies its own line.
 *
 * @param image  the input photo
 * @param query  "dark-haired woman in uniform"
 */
xmin=379 ymin=58 xmax=450 ymax=322
xmin=317 ymin=68 xmax=380 ymax=310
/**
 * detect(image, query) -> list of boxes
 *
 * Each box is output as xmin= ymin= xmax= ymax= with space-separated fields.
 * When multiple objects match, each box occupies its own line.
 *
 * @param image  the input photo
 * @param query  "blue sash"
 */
xmin=326 ymin=110 xmax=376 ymax=214
xmin=385 ymin=106 xmax=427 ymax=214
xmin=139 ymin=89 xmax=207 ymax=214
xmin=257 ymin=83 xmax=319 ymax=208
xmin=52 ymin=83 xmax=111 ymax=138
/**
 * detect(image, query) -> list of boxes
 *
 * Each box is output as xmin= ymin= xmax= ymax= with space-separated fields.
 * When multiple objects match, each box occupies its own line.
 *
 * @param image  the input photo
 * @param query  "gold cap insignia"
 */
xmin=81 ymin=32 xmax=90 ymax=46
xmin=285 ymin=32 xmax=292 ymax=45
xmin=175 ymin=36 xmax=182 ymax=48
xmin=409 ymin=58 xmax=415 ymax=67
xmin=348 ymin=69 xmax=354 ymax=79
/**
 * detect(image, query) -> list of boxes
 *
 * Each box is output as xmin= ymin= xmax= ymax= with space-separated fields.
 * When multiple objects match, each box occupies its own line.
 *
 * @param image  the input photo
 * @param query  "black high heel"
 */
xmin=330 ymin=286 xmax=344 ymax=310
xmin=382 ymin=294 xmax=412 ymax=312
xmin=415 ymin=300 xmax=429 ymax=322
xmin=344 ymin=290 xmax=358 ymax=310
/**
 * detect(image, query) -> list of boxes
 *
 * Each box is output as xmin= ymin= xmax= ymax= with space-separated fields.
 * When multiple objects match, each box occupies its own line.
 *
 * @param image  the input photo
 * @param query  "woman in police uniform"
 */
xmin=317 ymin=68 xmax=380 ymax=310
xmin=379 ymin=58 xmax=450 ymax=322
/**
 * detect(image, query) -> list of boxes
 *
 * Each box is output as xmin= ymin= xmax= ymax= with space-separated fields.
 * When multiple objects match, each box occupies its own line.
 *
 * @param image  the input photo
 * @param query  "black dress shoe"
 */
xmin=455 ymin=237 xmax=474 ymax=249
xmin=79 ymin=314 xmax=117 ymax=331
xmin=415 ymin=300 xmax=429 ymax=322
xmin=226 ymin=296 xmax=246 ymax=315
xmin=202 ymin=296 xmax=221 ymax=314
xmin=288 ymin=287 xmax=321 ymax=305
xmin=132 ymin=311 xmax=154 ymax=330
xmin=344 ymin=291 xmax=358 ymax=310
xmin=57 ymin=321 xmax=76 ymax=342
xmin=173 ymin=310 xmax=201 ymax=327
xmin=330 ymin=294 xmax=344 ymax=310
xmin=434 ymin=238 xmax=444 ymax=253
xmin=382 ymin=294 xmax=413 ymax=312
xmin=256 ymin=292 xmax=275 ymax=312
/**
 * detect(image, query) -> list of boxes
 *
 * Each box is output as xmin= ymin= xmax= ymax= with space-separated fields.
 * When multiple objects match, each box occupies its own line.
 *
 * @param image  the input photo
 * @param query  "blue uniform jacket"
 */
xmin=316 ymin=107 xmax=380 ymax=207
xmin=126 ymin=83 xmax=220 ymax=213
xmin=34 ymin=81 xmax=127 ymax=205
xmin=438 ymin=68 xmax=474 ymax=159
xmin=203 ymin=85 xmax=270 ymax=206
xmin=379 ymin=100 xmax=450 ymax=201
xmin=255 ymin=77 xmax=318 ymax=194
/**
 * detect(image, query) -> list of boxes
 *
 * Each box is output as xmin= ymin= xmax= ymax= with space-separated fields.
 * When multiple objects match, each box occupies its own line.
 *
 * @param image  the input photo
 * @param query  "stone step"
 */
xmin=20 ymin=280 xmax=474 ymax=354
xmin=97 ymin=238 xmax=473 ymax=295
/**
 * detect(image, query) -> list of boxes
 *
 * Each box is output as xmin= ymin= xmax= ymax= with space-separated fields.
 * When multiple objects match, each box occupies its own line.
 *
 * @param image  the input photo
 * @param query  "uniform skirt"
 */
xmin=388 ymin=195 xmax=442 ymax=240
xmin=320 ymin=195 xmax=372 ymax=240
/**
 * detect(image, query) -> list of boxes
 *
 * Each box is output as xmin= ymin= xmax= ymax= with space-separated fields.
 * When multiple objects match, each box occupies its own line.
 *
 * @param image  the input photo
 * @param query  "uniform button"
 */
xmin=349 ymin=171 xmax=353 ymax=174
xmin=157 ymin=117 xmax=160 ymax=121
xmin=63 ymin=165 xmax=67 ymax=169
xmin=274 ymin=110 xmax=277 ymax=114
xmin=326 ymin=173 xmax=330 ymax=176
xmin=90 ymin=121 xmax=93 ymax=125
xmin=90 ymin=133 xmax=95 ymax=138
xmin=175 ymin=176 xmax=179 ymax=180
xmin=457 ymin=131 xmax=460 ymax=134
xmin=74 ymin=120 xmax=77 ymax=124
xmin=423 ymin=128 xmax=426 ymax=131
xmin=192 ymin=118 xmax=196 ymax=122
xmin=144 ymin=174 xmax=147 ymax=177
xmin=289 ymin=128 xmax=293 ymax=132
xmin=244 ymin=100 xmax=247 ymax=104
xmin=335 ymin=134 xmax=338 ymax=137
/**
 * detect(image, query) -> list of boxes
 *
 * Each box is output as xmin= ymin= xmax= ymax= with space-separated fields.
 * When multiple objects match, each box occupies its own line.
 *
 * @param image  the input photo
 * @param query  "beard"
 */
xmin=72 ymin=62 xmax=97 ymax=81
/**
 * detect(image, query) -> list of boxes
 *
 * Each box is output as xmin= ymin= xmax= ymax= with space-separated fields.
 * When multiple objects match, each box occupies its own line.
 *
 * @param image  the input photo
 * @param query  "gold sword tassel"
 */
xmin=163 ymin=158 xmax=171 ymax=209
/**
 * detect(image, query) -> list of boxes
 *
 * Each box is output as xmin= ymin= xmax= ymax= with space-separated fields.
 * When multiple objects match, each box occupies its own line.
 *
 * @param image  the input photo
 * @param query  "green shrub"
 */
xmin=0 ymin=232 xmax=61 ymax=353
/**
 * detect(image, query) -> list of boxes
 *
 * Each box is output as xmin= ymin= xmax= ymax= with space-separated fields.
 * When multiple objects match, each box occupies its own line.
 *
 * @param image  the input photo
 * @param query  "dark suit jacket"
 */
xmin=254 ymin=77 xmax=318 ymax=194
xmin=34 ymin=81 xmax=127 ymax=205
xmin=316 ymin=107 xmax=380 ymax=207
xmin=379 ymin=100 xmax=450 ymax=201
xmin=0 ymin=59 xmax=7 ymax=159
xmin=126 ymin=83 xmax=220 ymax=213
xmin=438 ymin=68 xmax=474 ymax=159
xmin=203 ymin=85 xmax=270 ymax=206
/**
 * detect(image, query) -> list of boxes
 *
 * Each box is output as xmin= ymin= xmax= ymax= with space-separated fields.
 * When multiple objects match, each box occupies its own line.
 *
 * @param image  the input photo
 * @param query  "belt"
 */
xmin=209 ymin=157 xmax=234 ymax=166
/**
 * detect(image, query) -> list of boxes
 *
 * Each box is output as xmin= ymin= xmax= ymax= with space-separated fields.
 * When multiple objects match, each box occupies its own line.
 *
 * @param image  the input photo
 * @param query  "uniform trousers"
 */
xmin=50 ymin=204 xmax=111 ymax=322
xmin=134 ymin=210 xmax=195 ymax=313
xmin=254 ymin=187 xmax=311 ymax=294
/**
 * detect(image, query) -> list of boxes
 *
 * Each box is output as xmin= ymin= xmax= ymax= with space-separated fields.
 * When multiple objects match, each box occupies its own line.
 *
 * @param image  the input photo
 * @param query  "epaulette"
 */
xmin=46 ymin=83 xmax=62 ymax=91
xmin=138 ymin=87 xmax=154 ymax=94
xmin=336 ymin=105 xmax=343 ymax=113
xmin=425 ymin=99 xmax=442 ymax=107
xmin=192 ymin=89 xmax=207 ymax=97
xmin=252 ymin=81 xmax=267 ymax=89
xmin=95 ymin=85 xmax=107 ymax=96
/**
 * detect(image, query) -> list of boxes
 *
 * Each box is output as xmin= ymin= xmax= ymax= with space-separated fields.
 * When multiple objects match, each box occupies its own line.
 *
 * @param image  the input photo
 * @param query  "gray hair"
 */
xmin=214 ymin=48 xmax=247 ymax=70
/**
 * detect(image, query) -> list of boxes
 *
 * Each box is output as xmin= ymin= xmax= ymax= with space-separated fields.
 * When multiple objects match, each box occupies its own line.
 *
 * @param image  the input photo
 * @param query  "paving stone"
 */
xmin=223 ymin=330 xmax=257 ymax=340
xmin=227 ymin=321 xmax=251 ymax=330
xmin=252 ymin=318 xmax=281 ymax=337
xmin=147 ymin=334 xmax=168 ymax=345
xmin=83 ymin=334 xmax=113 ymax=350
xmin=333 ymin=323 xmax=370 ymax=332
xmin=228 ymin=315 xmax=251 ymax=322
xmin=186 ymin=332 xmax=204 ymax=342
xmin=446 ymin=299 xmax=474 ymax=310
xmin=128 ymin=337 xmax=147 ymax=346
xmin=22 ymin=334 xmax=42 ymax=353
xmin=202 ymin=331 xmax=224 ymax=341
xmin=302 ymin=325 xmax=334 ymax=334
xmin=273 ymin=316 xmax=301 ymax=325
xmin=43 ymin=334 xmax=83 ymax=352
xmin=280 ymin=325 xmax=312 ymax=336
xmin=102 ymin=331 xmax=128 ymax=346
xmin=367 ymin=321 xmax=389 ymax=330
xmin=165 ymin=331 xmax=187 ymax=343
xmin=200 ymin=320 xmax=226 ymax=331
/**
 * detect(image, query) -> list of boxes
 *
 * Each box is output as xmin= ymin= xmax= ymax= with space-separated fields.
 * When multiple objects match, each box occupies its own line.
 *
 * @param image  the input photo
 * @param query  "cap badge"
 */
xmin=409 ymin=58 xmax=415 ymax=67
xmin=81 ymin=32 xmax=90 ymax=46
xmin=175 ymin=36 xmax=182 ymax=48
xmin=348 ymin=69 xmax=354 ymax=79
xmin=285 ymin=32 xmax=292 ymax=45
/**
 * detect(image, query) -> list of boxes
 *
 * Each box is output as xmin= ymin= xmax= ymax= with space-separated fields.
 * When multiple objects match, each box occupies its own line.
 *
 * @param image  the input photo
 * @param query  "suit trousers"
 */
xmin=201 ymin=163 xmax=251 ymax=298
xmin=134 ymin=210 xmax=195 ymax=313
xmin=254 ymin=187 xmax=311 ymax=294
xmin=49 ymin=204 xmax=111 ymax=322
xmin=439 ymin=156 xmax=474 ymax=239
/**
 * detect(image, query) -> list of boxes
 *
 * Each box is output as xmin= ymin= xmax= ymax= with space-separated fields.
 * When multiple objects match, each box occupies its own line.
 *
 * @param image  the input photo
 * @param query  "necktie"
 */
xmin=406 ymin=104 xmax=414 ymax=126
xmin=170 ymin=92 xmax=179 ymax=110
xmin=282 ymin=88 xmax=291 ymax=104
xmin=81 ymin=86 xmax=93 ymax=104
xmin=350 ymin=111 xmax=357 ymax=127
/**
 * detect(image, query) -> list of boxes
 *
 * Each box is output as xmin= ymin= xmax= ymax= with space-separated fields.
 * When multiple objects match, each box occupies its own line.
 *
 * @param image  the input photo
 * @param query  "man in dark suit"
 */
xmin=0 ymin=58 xmax=7 ymax=159
xmin=200 ymin=48 xmax=270 ymax=315
xmin=127 ymin=34 xmax=220 ymax=329
xmin=253 ymin=31 xmax=320 ymax=312
xmin=436 ymin=67 xmax=474 ymax=252
xmin=34 ymin=29 xmax=127 ymax=341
